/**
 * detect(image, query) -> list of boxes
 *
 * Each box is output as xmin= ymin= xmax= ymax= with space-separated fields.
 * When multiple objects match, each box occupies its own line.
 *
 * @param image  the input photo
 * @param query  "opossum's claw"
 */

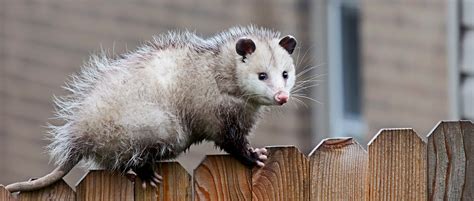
xmin=152 ymin=175 xmax=161 ymax=184
xmin=255 ymin=147 xmax=268 ymax=155
xmin=254 ymin=148 xmax=268 ymax=161
xmin=149 ymin=181 xmax=157 ymax=188
xmin=153 ymin=172 xmax=163 ymax=180
xmin=125 ymin=170 xmax=137 ymax=182
xmin=134 ymin=164 xmax=162 ymax=189
xmin=141 ymin=172 xmax=162 ymax=189
xmin=250 ymin=147 xmax=268 ymax=167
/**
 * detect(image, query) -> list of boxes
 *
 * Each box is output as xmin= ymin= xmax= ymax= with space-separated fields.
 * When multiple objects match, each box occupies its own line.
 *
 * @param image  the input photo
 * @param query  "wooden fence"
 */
xmin=0 ymin=120 xmax=473 ymax=200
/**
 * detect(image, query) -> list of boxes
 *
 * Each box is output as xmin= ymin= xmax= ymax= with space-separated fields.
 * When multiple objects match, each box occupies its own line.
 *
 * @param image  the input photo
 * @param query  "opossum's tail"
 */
xmin=5 ymin=158 xmax=80 ymax=193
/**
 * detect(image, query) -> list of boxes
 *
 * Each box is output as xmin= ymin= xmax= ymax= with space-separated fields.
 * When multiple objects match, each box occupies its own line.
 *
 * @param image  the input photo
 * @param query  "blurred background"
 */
xmin=0 ymin=0 xmax=473 ymax=187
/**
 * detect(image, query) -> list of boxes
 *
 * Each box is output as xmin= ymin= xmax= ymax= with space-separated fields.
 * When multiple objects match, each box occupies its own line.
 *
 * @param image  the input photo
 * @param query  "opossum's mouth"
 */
xmin=251 ymin=92 xmax=289 ymax=106
xmin=251 ymin=96 xmax=274 ymax=106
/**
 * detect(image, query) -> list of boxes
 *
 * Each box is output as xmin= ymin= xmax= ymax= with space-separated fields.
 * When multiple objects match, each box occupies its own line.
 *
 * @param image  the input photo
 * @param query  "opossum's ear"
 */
xmin=236 ymin=37 xmax=256 ymax=57
xmin=279 ymin=35 xmax=297 ymax=54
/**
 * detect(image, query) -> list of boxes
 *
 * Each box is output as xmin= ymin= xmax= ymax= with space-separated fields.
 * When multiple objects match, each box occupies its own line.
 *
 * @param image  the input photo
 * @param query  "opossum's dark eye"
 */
xmin=258 ymin=72 xmax=268 ymax=81
xmin=282 ymin=71 xmax=288 ymax=79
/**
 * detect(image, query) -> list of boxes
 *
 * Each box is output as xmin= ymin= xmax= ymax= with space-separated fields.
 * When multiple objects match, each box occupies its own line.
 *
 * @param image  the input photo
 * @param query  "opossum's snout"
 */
xmin=274 ymin=91 xmax=289 ymax=105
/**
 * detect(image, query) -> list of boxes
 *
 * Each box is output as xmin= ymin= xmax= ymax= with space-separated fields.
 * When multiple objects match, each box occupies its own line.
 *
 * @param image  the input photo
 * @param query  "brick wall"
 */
xmin=0 ymin=0 xmax=314 ymax=186
xmin=361 ymin=0 xmax=450 ymax=138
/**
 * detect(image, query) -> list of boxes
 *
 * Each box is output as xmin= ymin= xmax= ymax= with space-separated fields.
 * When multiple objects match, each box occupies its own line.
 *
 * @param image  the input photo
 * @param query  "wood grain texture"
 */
xmin=18 ymin=179 xmax=75 ymax=201
xmin=135 ymin=162 xmax=191 ymax=201
xmin=308 ymin=138 xmax=367 ymax=201
xmin=367 ymin=129 xmax=426 ymax=201
xmin=194 ymin=155 xmax=251 ymax=201
xmin=76 ymin=170 xmax=133 ymax=201
xmin=427 ymin=120 xmax=474 ymax=200
xmin=252 ymin=146 xmax=309 ymax=201
xmin=0 ymin=185 xmax=15 ymax=201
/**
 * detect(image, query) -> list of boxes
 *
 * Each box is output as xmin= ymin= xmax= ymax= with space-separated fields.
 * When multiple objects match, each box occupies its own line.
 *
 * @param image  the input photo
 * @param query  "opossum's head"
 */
xmin=234 ymin=35 xmax=297 ymax=106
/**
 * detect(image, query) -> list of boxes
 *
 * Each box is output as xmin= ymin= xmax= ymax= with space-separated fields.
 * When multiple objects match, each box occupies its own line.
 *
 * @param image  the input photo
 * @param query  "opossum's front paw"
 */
xmin=140 ymin=172 xmax=162 ymax=189
xmin=249 ymin=147 xmax=268 ymax=167
xmin=131 ymin=165 xmax=163 ymax=188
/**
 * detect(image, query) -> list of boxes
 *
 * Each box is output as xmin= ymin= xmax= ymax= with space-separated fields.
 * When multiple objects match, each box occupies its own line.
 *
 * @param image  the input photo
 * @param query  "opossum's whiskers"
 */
xmin=292 ymin=79 xmax=323 ymax=92
xmin=294 ymin=45 xmax=316 ymax=69
xmin=291 ymin=93 xmax=323 ymax=105
xmin=269 ymin=105 xmax=287 ymax=119
xmin=297 ymin=72 xmax=326 ymax=81
xmin=295 ymin=63 xmax=325 ymax=78
xmin=290 ymin=96 xmax=309 ymax=108
xmin=291 ymin=84 xmax=321 ymax=95
xmin=292 ymin=67 xmax=325 ymax=95
xmin=295 ymin=79 xmax=324 ymax=87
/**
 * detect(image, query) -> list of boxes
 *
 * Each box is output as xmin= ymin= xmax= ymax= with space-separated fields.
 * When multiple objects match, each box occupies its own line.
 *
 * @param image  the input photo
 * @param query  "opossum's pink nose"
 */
xmin=274 ymin=91 xmax=289 ymax=105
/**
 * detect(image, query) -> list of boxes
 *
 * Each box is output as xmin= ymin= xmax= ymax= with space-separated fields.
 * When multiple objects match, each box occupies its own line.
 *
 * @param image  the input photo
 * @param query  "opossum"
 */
xmin=6 ymin=25 xmax=297 ymax=192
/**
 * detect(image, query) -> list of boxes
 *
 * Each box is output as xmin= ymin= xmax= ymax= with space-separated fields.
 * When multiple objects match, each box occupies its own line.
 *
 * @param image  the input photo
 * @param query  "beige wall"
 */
xmin=361 ymin=0 xmax=450 ymax=139
xmin=0 ymin=0 xmax=316 ymax=186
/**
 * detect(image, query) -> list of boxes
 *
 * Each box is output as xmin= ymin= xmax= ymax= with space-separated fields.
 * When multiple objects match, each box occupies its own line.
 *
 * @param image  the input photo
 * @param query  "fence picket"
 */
xmin=134 ymin=162 xmax=191 ymax=201
xmin=308 ymin=138 xmax=367 ymax=201
xmin=76 ymin=170 xmax=134 ymax=201
xmin=18 ymin=179 xmax=75 ymax=201
xmin=194 ymin=155 xmax=252 ymax=201
xmin=427 ymin=120 xmax=474 ymax=200
xmin=0 ymin=186 xmax=15 ymax=201
xmin=367 ymin=129 xmax=426 ymax=201
xmin=251 ymin=146 xmax=309 ymax=201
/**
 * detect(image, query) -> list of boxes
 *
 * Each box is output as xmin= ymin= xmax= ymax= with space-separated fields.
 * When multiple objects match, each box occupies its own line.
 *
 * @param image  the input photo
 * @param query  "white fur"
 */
xmin=48 ymin=25 xmax=296 ymax=171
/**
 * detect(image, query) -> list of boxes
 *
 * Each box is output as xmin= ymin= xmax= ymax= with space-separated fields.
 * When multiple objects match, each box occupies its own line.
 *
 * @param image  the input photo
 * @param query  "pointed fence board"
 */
xmin=134 ymin=183 xmax=155 ymax=201
xmin=18 ymin=179 xmax=75 ymax=201
xmin=0 ymin=186 xmax=15 ymax=201
xmin=309 ymin=138 xmax=367 ymax=201
xmin=76 ymin=170 xmax=134 ymax=201
xmin=427 ymin=121 xmax=474 ymax=200
xmin=251 ymin=146 xmax=309 ymax=201
xmin=134 ymin=162 xmax=191 ymax=201
xmin=367 ymin=129 xmax=426 ymax=201
xmin=194 ymin=155 xmax=251 ymax=201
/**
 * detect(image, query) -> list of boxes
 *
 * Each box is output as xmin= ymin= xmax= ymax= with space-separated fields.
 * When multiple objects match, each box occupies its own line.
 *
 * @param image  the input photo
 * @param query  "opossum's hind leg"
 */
xmin=128 ymin=163 xmax=163 ymax=188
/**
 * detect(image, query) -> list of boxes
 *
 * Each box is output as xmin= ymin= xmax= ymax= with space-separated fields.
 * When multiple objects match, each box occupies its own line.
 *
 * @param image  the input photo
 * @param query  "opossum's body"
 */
xmin=50 ymin=34 xmax=222 ymax=170
xmin=6 ymin=26 xmax=297 ymax=192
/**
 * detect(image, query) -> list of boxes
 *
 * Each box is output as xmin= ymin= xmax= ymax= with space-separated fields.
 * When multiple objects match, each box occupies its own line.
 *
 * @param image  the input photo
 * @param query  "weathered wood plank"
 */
xmin=0 ymin=186 xmax=15 ymax=201
xmin=463 ymin=121 xmax=474 ymax=200
xmin=194 ymin=155 xmax=251 ymax=201
xmin=252 ymin=146 xmax=309 ymax=201
xmin=309 ymin=138 xmax=367 ymax=201
xmin=367 ymin=129 xmax=426 ymax=201
xmin=427 ymin=120 xmax=474 ymax=200
xmin=134 ymin=162 xmax=191 ymax=201
xmin=18 ymin=179 xmax=75 ymax=201
xmin=76 ymin=170 xmax=134 ymax=201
